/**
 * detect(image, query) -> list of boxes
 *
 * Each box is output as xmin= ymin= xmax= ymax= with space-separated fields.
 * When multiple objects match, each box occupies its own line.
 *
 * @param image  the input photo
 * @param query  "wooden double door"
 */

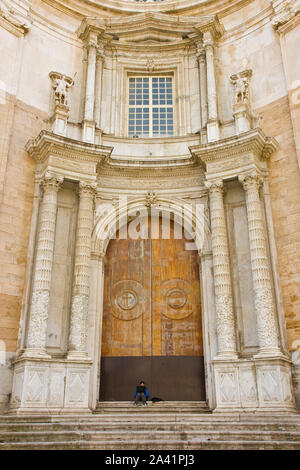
xmin=100 ymin=217 xmax=205 ymax=401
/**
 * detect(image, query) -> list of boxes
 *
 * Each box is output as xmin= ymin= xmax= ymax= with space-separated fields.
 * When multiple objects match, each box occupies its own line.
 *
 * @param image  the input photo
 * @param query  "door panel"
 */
xmin=100 ymin=218 xmax=205 ymax=401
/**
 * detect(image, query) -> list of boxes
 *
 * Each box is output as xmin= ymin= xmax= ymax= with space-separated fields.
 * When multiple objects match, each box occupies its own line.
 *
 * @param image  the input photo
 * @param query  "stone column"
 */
xmin=24 ymin=173 xmax=63 ymax=357
xmin=68 ymin=182 xmax=97 ymax=359
xmin=83 ymin=37 xmax=97 ymax=142
xmin=197 ymin=48 xmax=208 ymax=130
xmin=204 ymin=34 xmax=219 ymax=142
xmin=206 ymin=180 xmax=237 ymax=358
xmin=94 ymin=47 xmax=104 ymax=129
xmin=239 ymin=173 xmax=281 ymax=356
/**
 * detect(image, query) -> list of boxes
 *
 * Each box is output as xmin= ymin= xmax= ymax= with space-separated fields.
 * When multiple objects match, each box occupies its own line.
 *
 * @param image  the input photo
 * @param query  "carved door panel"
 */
xmin=100 ymin=218 xmax=205 ymax=401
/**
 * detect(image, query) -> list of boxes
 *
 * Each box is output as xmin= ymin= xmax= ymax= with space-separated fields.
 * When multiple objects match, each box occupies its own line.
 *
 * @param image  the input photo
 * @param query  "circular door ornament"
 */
xmin=160 ymin=279 xmax=193 ymax=321
xmin=116 ymin=290 xmax=137 ymax=310
xmin=167 ymin=289 xmax=187 ymax=309
xmin=111 ymin=280 xmax=145 ymax=321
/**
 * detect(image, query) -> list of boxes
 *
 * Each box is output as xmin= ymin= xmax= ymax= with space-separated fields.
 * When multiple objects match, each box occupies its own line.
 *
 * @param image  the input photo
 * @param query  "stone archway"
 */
xmin=90 ymin=197 xmax=211 ymax=406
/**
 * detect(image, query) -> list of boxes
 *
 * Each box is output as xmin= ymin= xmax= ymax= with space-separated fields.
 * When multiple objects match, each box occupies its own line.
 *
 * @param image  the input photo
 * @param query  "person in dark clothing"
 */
xmin=134 ymin=381 xmax=149 ymax=406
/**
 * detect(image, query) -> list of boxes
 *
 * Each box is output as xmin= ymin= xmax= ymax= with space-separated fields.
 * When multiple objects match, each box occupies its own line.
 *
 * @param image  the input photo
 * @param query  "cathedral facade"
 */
xmin=0 ymin=0 xmax=300 ymax=414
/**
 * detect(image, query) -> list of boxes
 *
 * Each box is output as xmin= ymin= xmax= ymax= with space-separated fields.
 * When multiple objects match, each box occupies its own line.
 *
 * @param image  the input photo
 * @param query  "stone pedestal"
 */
xmin=233 ymin=102 xmax=251 ymax=134
xmin=213 ymin=356 xmax=295 ymax=412
xmin=50 ymin=104 xmax=69 ymax=137
xmin=10 ymin=358 xmax=92 ymax=414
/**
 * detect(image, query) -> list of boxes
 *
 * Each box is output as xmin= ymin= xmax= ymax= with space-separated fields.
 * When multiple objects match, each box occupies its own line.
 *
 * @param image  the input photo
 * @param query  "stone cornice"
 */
xmin=0 ymin=7 xmax=29 ymax=37
xmin=26 ymin=130 xmax=113 ymax=165
xmin=42 ymin=0 xmax=252 ymax=17
xmin=189 ymin=128 xmax=278 ymax=165
xmin=77 ymin=13 xmax=224 ymax=52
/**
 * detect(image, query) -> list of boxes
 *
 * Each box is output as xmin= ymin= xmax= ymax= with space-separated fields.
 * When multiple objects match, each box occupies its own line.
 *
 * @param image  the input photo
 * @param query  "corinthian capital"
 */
xmin=78 ymin=181 xmax=98 ymax=197
xmin=40 ymin=172 xmax=64 ymax=191
xmin=239 ymin=173 xmax=263 ymax=191
xmin=205 ymin=179 xmax=224 ymax=195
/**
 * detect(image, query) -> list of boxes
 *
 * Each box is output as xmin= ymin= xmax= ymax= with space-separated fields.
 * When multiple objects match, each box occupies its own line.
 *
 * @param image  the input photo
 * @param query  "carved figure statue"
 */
xmin=230 ymin=70 xmax=252 ymax=106
xmin=234 ymin=77 xmax=249 ymax=104
xmin=53 ymin=76 xmax=72 ymax=106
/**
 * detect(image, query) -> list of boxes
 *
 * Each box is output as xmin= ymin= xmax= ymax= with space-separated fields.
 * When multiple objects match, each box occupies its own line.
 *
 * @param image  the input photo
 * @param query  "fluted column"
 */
xmin=206 ymin=180 xmax=237 ymax=358
xmin=239 ymin=173 xmax=281 ymax=356
xmin=25 ymin=173 xmax=63 ymax=357
xmin=197 ymin=48 xmax=208 ymax=129
xmin=68 ymin=182 xmax=97 ymax=359
xmin=204 ymin=34 xmax=219 ymax=142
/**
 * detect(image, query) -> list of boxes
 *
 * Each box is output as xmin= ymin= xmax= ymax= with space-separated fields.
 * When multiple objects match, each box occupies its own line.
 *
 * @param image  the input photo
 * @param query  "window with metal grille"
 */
xmin=128 ymin=76 xmax=174 ymax=138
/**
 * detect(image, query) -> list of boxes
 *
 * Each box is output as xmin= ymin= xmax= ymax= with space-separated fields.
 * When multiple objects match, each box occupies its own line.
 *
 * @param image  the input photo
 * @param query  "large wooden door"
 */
xmin=100 ymin=217 xmax=205 ymax=401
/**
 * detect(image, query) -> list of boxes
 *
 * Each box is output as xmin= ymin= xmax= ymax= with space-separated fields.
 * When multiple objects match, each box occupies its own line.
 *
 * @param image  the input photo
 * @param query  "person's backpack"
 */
xmin=151 ymin=397 xmax=164 ymax=403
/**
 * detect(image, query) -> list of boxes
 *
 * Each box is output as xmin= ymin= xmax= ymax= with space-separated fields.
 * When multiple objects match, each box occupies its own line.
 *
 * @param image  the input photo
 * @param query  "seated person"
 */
xmin=134 ymin=381 xmax=149 ymax=406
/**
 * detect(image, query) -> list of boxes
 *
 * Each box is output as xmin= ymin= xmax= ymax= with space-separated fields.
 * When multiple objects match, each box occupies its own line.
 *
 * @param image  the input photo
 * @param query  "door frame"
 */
xmin=88 ymin=196 xmax=216 ymax=409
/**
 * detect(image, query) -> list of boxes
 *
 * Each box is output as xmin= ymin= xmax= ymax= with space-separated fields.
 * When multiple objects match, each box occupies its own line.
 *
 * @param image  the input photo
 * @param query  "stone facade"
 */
xmin=0 ymin=0 xmax=299 ymax=413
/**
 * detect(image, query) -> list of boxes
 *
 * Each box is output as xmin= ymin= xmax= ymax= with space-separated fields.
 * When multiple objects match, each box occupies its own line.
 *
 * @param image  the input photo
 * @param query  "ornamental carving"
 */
xmin=69 ymin=294 xmax=89 ymax=352
xmin=27 ymin=290 xmax=50 ymax=349
xmin=145 ymin=191 xmax=158 ymax=207
xmin=160 ymin=279 xmax=193 ymax=320
xmin=111 ymin=280 xmax=146 ymax=321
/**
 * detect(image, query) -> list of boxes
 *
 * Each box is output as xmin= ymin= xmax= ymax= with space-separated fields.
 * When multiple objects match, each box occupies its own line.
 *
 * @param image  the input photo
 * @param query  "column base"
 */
xmin=253 ymin=349 xmax=286 ymax=359
xmin=214 ymin=352 xmax=239 ymax=361
xmin=67 ymin=351 xmax=90 ymax=361
xmin=82 ymin=119 xmax=95 ymax=143
xmin=21 ymin=348 xmax=51 ymax=360
xmin=207 ymin=119 xmax=219 ymax=142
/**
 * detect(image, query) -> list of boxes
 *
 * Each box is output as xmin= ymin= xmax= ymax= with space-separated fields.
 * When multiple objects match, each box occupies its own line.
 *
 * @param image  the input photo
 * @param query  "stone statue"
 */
xmin=234 ymin=77 xmax=249 ymax=104
xmin=49 ymin=72 xmax=74 ymax=108
xmin=53 ymin=75 xmax=73 ymax=106
xmin=230 ymin=70 xmax=252 ymax=105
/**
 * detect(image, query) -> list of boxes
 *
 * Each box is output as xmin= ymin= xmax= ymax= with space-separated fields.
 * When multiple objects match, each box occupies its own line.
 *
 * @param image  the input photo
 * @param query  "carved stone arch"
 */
xmin=91 ymin=195 xmax=210 ymax=257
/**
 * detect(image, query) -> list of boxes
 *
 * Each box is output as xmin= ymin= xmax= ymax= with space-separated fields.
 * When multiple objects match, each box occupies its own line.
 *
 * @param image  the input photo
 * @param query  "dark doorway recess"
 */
xmin=99 ymin=356 xmax=206 ymax=401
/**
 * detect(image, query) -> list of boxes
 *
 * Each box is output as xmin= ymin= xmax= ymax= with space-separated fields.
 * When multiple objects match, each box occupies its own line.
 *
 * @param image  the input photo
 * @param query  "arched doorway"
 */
xmin=99 ymin=215 xmax=206 ymax=401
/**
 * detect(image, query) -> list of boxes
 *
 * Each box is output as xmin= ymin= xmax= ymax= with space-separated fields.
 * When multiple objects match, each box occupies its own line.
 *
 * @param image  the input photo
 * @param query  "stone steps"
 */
xmin=1 ymin=439 xmax=300 ymax=450
xmin=1 ymin=421 xmax=300 ymax=433
xmin=0 ymin=403 xmax=299 ymax=449
xmin=1 ymin=429 xmax=300 ymax=442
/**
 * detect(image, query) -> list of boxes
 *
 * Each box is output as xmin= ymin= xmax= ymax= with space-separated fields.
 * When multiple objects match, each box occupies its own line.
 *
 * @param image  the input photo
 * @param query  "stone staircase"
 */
xmin=0 ymin=402 xmax=300 ymax=450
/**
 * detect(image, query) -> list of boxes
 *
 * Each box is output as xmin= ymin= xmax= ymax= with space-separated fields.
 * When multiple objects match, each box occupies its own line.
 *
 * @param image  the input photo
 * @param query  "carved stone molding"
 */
xmin=272 ymin=0 xmax=300 ymax=31
xmin=0 ymin=1 xmax=30 ymax=37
